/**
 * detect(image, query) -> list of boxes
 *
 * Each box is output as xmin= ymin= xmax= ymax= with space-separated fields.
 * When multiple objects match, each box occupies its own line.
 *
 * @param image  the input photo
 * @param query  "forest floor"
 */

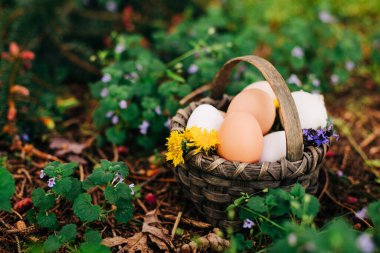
xmin=0 ymin=85 xmax=379 ymax=252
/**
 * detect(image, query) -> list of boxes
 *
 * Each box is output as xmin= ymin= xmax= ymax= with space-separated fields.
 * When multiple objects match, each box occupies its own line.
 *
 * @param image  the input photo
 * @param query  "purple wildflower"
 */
xmin=124 ymin=72 xmax=139 ymax=82
xmin=345 ymin=61 xmax=355 ymax=71
xmin=164 ymin=118 xmax=171 ymax=129
xmin=356 ymin=207 xmax=367 ymax=219
xmin=101 ymin=73 xmax=111 ymax=83
xmin=188 ymin=64 xmax=199 ymax=74
xmin=291 ymin=46 xmax=304 ymax=58
xmin=111 ymin=115 xmax=119 ymax=125
xmin=112 ymin=172 xmax=124 ymax=187
xmin=39 ymin=170 xmax=45 ymax=179
xmin=105 ymin=0 xmax=117 ymax=12
xmin=154 ymin=106 xmax=162 ymax=115
xmin=243 ymin=219 xmax=255 ymax=229
xmin=312 ymin=78 xmax=321 ymax=87
xmin=139 ymin=120 xmax=150 ymax=135
xmin=302 ymin=123 xmax=338 ymax=147
xmin=115 ymin=43 xmax=125 ymax=54
xmin=119 ymin=100 xmax=128 ymax=109
xmin=129 ymin=183 xmax=135 ymax=195
xmin=106 ymin=111 xmax=114 ymax=118
xmin=330 ymin=74 xmax=339 ymax=85
xmin=356 ymin=234 xmax=375 ymax=253
xmin=21 ymin=133 xmax=30 ymax=142
xmin=48 ymin=177 xmax=56 ymax=188
xmin=287 ymin=74 xmax=302 ymax=86
xmin=319 ymin=11 xmax=336 ymax=24
xmin=336 ymin=170 xmax=344 ymax=177
xmin=100 ymin=88 xmax=109 ymax=97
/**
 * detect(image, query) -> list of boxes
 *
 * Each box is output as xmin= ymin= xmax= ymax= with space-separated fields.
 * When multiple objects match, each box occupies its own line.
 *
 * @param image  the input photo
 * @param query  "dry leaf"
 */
xmin=50 ymin=137 xmax=86 ymax=156
xmin=119 ymin=233 xmax=152 ymax=253
xmin=68 ymin=155 xmax=87 ymax=164
xmin=102 ymin=236 xmax=128 ymax=247
xmin=11 ymin=85 xmax=30 ymax=96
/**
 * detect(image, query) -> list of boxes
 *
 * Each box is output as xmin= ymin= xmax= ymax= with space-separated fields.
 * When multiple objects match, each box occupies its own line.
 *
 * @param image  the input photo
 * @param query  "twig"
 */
xmin=179 ymin=84 xmax=211 ymax=105
xmin=11 ymin=209 xmax=23 ymax=220
xmin=112 ymin=144 xmax=119 ymax=162
xmin=129 ymin=174 xmax=176 ymax=184
xmin=326 ymin=190 xmax=373 ymax=228
xmin=79 ymin=165 xmax=84 ymax=181
xmin=136 ymin=199 xmax=148 ymax=214
xmin=15 ymin=235 xmax=21 ymax=253
xmin=17 ymin=168 xmax=32 ymax=184
xmin=21 ymin=144 xmax=62 ymax=162
xmin=359 ymin=129 xmax=379 ymax=148
xmin=318 ymin=167 xmax=329 ymax=201
xmin=171 ymin=211 xmax=182 ymax=240
xmin=163 ymin=214 xmax=212 ymax=229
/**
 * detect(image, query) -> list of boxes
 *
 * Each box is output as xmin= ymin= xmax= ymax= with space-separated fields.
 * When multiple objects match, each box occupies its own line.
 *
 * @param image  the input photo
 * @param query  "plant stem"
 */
xmin=239 ymin=206 xmax=286 ymax=231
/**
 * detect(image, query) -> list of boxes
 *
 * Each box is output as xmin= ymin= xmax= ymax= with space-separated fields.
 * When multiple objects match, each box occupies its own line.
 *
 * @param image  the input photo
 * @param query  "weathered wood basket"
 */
xmin=170 ymin=55 xmax=328 ymax=229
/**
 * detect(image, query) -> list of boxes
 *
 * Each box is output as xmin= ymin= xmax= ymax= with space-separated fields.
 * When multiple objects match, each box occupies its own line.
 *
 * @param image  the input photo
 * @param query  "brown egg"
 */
xmin=217 ymin=112 xmax=264 ymax=163
xmin=227 ymin=89 xmax=276 ymax=134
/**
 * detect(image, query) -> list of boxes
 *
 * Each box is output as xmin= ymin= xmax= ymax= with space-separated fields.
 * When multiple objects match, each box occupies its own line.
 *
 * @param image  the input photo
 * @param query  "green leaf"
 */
xmin=166 ymin=69 xmax=185 ymax=83
xmin=368 ymin=201 xmax=380 ymax=226
xmin=247 ymin=196 xmax=268 ymax=213
xmin=79 ymin=243 xmax=110 ymax=253
xmin=37 ymin=212 xmax=58 ymax=230
xmin=64 ymin=178 xmax=83 ymax=201
xmin=31 ymin=188 xmax=56 ymax=211
xmin=59 ymin=162 xmax=78 ymax=177
xmin=82 ymin=168 xmax=113 ymax=189
xmin=43 ymin=235 xmax=61 ymax=253
xmin=58 ymin=224 xmax=77 ymax=242
xmin=265 ymin=188 xmax=291 ymax=216
xmin=105 ymin=126 xmax=126 ymax=145
xmin=73 ymin=193 xmax=100 ymax=222
xmin=53 ymin=177 xmax=72 ymax=196
xmin=83 ymin=230 xmax=102 ymax=244
xmin=290 ymin=184 xmax=305 ymax=199
xmin=0 ymin=166 xmax=15 ymax=212
xmin=105 ymin=184 xmax=132 ymax=204
xmin=100 ymin=160 xmax=129 ymax=178
xmin=114 ymin=199 xmax=133 ymax=223
xmin=44 ymin=162 xmax=61 ymax=178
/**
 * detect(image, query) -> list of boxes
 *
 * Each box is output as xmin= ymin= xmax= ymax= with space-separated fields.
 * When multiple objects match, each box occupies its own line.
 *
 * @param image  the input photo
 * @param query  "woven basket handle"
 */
xmin=210 ymin=55 xmax=303 ymax=162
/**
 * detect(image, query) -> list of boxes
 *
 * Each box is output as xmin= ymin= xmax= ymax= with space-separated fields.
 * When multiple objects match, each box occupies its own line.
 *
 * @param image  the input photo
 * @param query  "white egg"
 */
xmin=291 ymin=90 xmax=328 ymax=129
xmin=260 ymin=131 xmax=287 ymax=162
xmin=243 ymin=80 xmax=277 ymax=100
xmin=186 ymin=104 xmax=224 ymax=131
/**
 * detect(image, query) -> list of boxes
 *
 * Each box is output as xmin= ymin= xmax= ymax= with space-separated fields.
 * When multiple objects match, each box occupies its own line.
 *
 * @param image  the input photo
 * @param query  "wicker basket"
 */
xmin=170 ymin=55 xmax=328 ymax=230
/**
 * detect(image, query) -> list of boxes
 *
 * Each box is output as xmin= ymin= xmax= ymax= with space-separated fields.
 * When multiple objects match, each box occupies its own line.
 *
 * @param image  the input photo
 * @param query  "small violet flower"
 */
xmin=319 ymin=11 xmax=336 ymax=24
xmin=330 ymin=74 xmax=339 ymax=85
xmin=111 ymin=115 xmax=119 ymax=125
xmin=47 ymin=177 xmax=56 ymax=188
xmin=336 ymin=170 xmax=344 ymax=177
xmin=101 ymin=73 xmax=111 ymax=83
xmin=312 ymin=78 xmax=321 ymax=87
xmin=291 ymin=46 xmax=304 ymax=58
xmin=129 ymin=183 xmax=135 ymax=195
xmin=106 ymin=111 xmax=114 ymax=118
xmin=345 ymin=61 xmax=355 ymax=71
xmin=287 ymin=74 xmax=302 ymax=86
xmin=164 ymin=118 xmax=171 ymax=129
xmin=356 ymin=234 xmax=375 ymax=253
xmin=356 ymin=207 xmax=368 ymax=220
xmin=139 ymin=120 xmax=150 ymax=135
xmin=154 ymin=106 xmax=162 ymax=115
xmin=115 ymin=43 xmax=125 ymax=54
xmin=39 ymin=170 xmax=45 ymax=179
xmin=112 ymin=172 xmax=124 ymax=187
xmin=100 ymin=88 xmax=109 ymax=98
xmin=105 ymin=0 xmax=117 ymax=12
xmin=119 ymin=100 xmax=128 ymax=109
xmin=188 ymin=64 xmax=199 ymax=74
xmin=243 ymin=219 xmax=255 ymax=229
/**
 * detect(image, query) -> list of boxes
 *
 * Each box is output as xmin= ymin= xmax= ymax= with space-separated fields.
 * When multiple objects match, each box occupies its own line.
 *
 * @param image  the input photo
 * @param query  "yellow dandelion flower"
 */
xmin=185 ymin=126 xmax=219 ymax=155
xmin=166 ymin=131 xmax=185 ymax=167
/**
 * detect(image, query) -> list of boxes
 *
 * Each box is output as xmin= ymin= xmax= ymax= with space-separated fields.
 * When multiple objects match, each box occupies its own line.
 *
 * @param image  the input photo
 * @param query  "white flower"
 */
xmin=119 ymin=100 xmax=128 ymax=109
xmin=287 ymin=74 xmax=302 ymax=86
xmin=356 ymin=234 xmax=375 ymax=253
xmin=312 ymin=79 xmax=321 ymax=87
xmin=291 ymin=46 xmax=304 ymax=58
xmin=164 ymin=118 xmax=171 ymax=129
xmin=243 ymin=219 xmax=255 ymax=229
xmin=154 ymin=106 xmax=162 ymax=115
xmin=128 ymin=184 xmax=135 ymax=195
xmin=188 ymin=64 xmax=199 ymax=74
xmin=356 ymin=207 xmax=367 ymax=219
xmin=319 ymin=11 xmax=336 ymax=24
xmin=288 ymin=233 xmax=297 ymax=246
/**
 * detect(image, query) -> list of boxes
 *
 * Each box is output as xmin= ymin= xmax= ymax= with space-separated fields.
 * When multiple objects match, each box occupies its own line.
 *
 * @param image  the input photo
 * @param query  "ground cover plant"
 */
xmin=0 ymin=0 xmax=379 ymax=252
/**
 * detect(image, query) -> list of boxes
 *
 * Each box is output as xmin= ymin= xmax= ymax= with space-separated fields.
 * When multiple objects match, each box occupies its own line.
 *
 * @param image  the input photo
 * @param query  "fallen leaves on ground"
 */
xmin=102 ymin=209 xmax=174 ymax=252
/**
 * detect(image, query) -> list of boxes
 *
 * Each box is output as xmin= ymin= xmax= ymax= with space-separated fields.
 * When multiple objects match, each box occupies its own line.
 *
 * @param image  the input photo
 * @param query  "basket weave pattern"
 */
xmin=170 ymin=56 xmax=328 ymax=229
